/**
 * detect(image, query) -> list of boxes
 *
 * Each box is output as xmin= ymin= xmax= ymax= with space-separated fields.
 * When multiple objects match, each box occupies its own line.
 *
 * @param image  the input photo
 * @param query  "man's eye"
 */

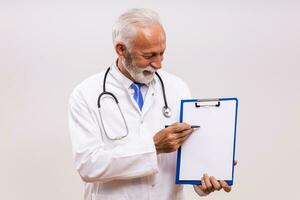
xmin=143 ymin=55 xmax=153 ymax=59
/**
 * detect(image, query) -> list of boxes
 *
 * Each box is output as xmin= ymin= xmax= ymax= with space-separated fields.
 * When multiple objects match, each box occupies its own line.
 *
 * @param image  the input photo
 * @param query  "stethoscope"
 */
xmin=97 ymin=67 xmax=172 ymax=140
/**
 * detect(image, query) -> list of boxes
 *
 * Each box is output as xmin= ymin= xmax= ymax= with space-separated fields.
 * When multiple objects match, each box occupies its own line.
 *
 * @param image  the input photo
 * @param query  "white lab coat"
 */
xmin=68 ymin=62 xmax=191 ymax=200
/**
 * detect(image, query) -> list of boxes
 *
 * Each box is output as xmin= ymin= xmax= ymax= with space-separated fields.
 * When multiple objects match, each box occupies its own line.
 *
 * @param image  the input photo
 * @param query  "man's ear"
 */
xmin=115 ymin=43 xmax=126 ymax=57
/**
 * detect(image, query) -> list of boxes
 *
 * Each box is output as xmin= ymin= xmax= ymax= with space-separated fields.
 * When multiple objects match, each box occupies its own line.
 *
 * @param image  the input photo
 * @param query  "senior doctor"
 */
xmin=69 ymin=8 xmax=234 ymax=200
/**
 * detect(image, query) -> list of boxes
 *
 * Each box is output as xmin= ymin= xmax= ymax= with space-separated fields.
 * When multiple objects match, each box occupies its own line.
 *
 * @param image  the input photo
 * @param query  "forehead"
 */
xmin=130 ymin=24 xmax=166 ymax=52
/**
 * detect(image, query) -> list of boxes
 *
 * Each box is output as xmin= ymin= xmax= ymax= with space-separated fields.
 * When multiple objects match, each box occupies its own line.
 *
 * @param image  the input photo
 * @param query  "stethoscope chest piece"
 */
xmin=163 ymin=106 xmax=172 ymax=118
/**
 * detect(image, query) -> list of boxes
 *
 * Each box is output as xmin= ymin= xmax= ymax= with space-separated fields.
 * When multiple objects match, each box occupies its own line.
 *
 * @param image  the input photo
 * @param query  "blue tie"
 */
xmin=131 ymin=83 xmax=144 ymax=111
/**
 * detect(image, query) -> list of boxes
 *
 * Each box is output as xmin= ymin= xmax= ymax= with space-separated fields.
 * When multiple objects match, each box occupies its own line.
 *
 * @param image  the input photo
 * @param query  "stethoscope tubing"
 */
xmin=97 ymin=67 xmax=171 ymax=140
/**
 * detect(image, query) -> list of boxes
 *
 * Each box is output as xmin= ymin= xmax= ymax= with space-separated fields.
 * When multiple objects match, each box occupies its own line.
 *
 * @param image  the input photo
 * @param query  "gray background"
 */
xmin=1 ymin=0 xmax=299 ymax=199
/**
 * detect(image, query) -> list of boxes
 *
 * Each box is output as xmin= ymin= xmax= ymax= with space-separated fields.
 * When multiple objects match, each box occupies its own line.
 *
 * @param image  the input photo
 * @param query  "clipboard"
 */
xmin=175 ymin=98 xmax=238 ymax=185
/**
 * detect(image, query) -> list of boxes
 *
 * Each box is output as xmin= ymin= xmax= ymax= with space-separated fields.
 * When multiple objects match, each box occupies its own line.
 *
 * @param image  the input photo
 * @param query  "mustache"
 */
xmin=142 ymin=66 xmax=156 ymax=73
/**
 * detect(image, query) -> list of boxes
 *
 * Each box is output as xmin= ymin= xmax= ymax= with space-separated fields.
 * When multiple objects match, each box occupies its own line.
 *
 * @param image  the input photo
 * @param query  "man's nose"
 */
xmin=151 ymin=55 xmax=163 ymax=69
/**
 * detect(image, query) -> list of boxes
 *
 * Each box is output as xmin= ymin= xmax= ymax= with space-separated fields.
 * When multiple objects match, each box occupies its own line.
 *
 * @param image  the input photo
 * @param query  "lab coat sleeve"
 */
xmin=68 ymin=90 xmax=159 ymax=183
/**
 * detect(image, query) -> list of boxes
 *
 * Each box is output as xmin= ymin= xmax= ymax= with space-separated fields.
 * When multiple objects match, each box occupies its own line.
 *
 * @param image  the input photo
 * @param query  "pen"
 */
xmin=165 ymin=125 xmax=200 ymax=128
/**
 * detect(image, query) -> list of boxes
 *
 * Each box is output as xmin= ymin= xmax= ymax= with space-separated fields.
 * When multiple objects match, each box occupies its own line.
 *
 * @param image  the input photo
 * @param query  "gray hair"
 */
xmin=112 ymin=8 xmax=161 ymax=49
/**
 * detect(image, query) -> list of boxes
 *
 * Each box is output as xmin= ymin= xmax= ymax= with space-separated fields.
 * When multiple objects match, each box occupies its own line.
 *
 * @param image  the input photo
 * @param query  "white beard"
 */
xmin=122 ymin=58 xmax=156 ymax=84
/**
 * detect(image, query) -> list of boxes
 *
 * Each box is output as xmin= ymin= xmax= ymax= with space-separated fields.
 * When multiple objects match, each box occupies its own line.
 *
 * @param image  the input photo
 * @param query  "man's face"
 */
xmin=122 ymin=24 xmax=166 ymax=84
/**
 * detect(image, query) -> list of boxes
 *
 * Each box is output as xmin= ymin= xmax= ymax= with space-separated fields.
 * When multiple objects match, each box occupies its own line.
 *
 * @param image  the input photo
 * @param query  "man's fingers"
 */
xmin=172 ymin=129 xmax=193 ymax=148
xmin=169 ymin=122 xmax=180 ymax=126
xmin=210 ymin=176 xmax=221 ymax=191
xmin=203 ymin=173 xmax=213 ymax=193
xmin=200 ymin=177 xmax=208 ymax=193
xmin=220 ymin=180 xmax=231 ymax=192
xmin=171 ymin=123 xmax=191 ymax=132
xmin=175 ymin=128 xmax=193 ymax=139
xmin=158 ymin=123 xmax=194 ymax=153
xmin=234 ymin=160 xmax=237 ymax=166
xmin=197 ymin=176 xmax=233 ymax=195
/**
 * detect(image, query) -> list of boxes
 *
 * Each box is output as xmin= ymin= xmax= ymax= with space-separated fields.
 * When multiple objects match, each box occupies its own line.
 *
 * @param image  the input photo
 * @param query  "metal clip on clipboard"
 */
xmin=195 ymin=98 xmax=220 ymax=108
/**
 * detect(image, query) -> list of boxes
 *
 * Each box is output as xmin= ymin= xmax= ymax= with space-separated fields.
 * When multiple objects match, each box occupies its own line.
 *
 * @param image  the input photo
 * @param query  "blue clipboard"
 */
xmin=175 ymin=98 xmax=238 ymax=185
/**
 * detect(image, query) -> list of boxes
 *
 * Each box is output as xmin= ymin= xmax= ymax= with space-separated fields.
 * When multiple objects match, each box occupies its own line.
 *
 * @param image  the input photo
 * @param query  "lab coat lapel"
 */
xmin=128 ymin=90 xmax=143 ymax=115
xmin=108 ymin=62 xmax=140 ymax=114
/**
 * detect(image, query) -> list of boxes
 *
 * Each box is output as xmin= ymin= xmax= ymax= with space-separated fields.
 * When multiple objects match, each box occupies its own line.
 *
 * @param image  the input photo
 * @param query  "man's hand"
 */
xmin=193 ymin=160 xmax=238 ymax=196
xmin=153 ymin=122 xmax=193 ymax=154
